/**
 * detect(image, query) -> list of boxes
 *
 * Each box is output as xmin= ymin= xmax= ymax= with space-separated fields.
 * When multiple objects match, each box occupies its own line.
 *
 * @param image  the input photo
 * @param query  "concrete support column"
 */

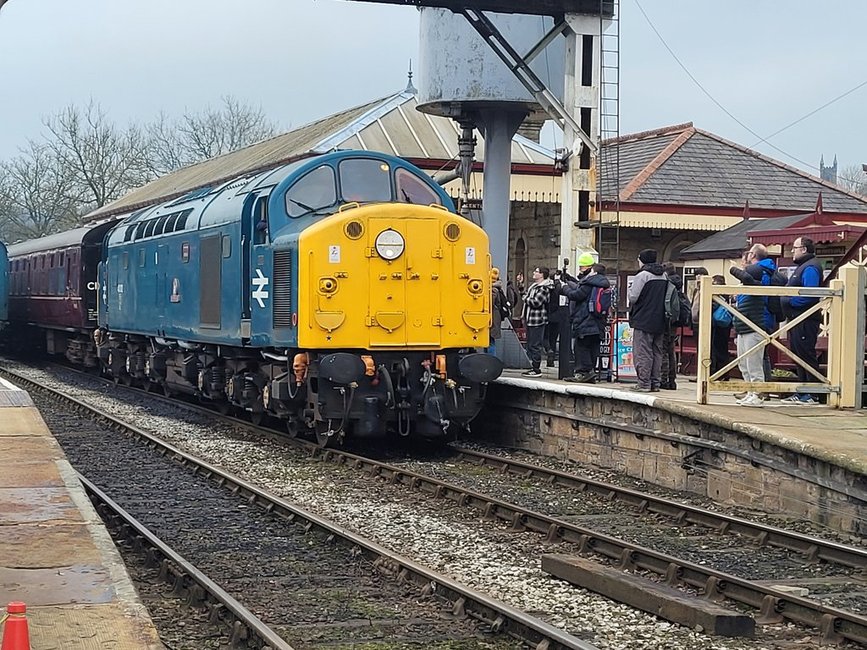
xmin=478 ymin=110 xmax=526 ymax=274
xmin=561 ymin=13 xmax=601 ymax=267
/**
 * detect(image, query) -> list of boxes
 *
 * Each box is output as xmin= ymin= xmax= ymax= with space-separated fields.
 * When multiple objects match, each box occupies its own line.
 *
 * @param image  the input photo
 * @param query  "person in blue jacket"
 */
xmin=780 ymin=237 xmax=823 ymax=404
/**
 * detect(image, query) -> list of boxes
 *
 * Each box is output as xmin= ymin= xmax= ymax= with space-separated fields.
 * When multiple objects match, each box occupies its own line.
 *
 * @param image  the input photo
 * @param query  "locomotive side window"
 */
xmin=181 ymin=242 xmax=190 ymax=263
xmin=285 ymin=165 xmax=336 ymax=218
xmin=339 ymin=158 xmax=391 ymax=203
xmin=139 ymin=248 xmax=146 ymax=267
xmin=395 ymin=168 xmax=440 ymax=205
xmin=222 ymin=235 xmax=231 ymax=258
xmin=122 ymin=252 xmax=129 ymax=270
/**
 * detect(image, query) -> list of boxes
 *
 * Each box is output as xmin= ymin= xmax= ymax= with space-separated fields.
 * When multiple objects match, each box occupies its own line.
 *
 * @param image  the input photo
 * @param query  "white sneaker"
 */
xmin=738 ymin=392 xmax=764 ymax=407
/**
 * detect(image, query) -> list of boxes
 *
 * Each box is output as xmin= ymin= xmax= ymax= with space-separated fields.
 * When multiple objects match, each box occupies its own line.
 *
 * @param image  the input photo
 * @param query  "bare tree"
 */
xmin=0 ymin=141 xmax=81 ymax=241
xmin=838 ymin=164 xmax=867 ymax=197
xmin=146 ymin=96 xmax=277 ymax=174
xmin=45 ymin=101 xmax=154 ymax=211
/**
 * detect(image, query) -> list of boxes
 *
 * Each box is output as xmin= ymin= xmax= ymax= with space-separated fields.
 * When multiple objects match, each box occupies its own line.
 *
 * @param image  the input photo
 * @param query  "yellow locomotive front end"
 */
xmin=298 ymin=203 xmax=491 ymax=350
xmin=295 ymin=202 xmax=502 ymax=443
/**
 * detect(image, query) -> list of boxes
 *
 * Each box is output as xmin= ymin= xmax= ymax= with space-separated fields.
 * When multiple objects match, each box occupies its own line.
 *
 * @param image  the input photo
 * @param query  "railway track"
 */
xmin=20 ymin=366 xmax=599 ymax=650
xmin=5 ymin=361 xmax=867 ymax=647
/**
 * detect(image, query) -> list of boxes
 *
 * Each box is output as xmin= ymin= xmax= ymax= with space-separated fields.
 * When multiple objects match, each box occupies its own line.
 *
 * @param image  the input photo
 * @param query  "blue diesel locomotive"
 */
xmin=93 ymin=150 xmax=502 ymax=444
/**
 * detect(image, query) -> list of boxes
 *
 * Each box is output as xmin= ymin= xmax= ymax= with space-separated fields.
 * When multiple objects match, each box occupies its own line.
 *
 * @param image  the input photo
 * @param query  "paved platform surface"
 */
xmin=500 ymin=366 xmax=867 ymax=477
xmin=0 ymin=376 xmax=163 ymax=649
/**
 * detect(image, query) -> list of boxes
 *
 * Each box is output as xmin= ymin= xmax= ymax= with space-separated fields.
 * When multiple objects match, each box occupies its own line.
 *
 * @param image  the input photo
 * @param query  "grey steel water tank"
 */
xmin=417 ymin=8 xmax=565 ymax=119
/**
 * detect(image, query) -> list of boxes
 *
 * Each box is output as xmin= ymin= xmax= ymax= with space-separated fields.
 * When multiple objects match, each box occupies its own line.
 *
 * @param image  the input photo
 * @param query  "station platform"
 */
xmin=0 ymin=377 xmax=162 ymax=648
xmin=499 ymin=366 xmax=867 ymax=478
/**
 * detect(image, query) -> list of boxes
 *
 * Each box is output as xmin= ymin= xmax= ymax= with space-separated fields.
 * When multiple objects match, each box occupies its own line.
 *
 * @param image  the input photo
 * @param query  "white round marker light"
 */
xmin=375 ymin=229 xmax=405 ymax=260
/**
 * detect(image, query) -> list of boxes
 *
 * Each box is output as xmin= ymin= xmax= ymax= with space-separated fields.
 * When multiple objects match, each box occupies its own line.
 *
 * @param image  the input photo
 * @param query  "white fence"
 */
xmin=695 ymin=264 xmax=867 ymax=408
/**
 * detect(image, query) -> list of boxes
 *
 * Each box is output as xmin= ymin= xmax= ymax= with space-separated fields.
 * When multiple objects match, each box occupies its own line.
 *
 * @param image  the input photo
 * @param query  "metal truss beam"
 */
xmin=460 ymin=8 xmax=596 ymax=154
xmin=344 ymin=0 xmax=611 ymax=17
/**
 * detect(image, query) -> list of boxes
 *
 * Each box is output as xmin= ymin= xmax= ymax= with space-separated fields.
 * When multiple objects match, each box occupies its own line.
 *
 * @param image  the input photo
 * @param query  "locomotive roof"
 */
xmin=7 ymin=219 xmax=118 ymax=257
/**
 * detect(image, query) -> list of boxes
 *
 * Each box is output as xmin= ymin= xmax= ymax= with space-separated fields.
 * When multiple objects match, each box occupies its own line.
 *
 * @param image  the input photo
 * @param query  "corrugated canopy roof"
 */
xmin=87 ymin=90 xmax=555 ymax=221
xmin=599 ymin=123 xmax=867 ymax=215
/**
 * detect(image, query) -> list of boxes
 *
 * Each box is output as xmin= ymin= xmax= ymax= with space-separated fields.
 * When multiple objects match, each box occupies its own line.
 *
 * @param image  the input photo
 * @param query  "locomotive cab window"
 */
xmin=339 ymin=158 xmax=391 ymax=204
xmin=285 ymin=165 xmax=337 ymax=218
xmin=395 ymin=168 xmax=441 ymax=206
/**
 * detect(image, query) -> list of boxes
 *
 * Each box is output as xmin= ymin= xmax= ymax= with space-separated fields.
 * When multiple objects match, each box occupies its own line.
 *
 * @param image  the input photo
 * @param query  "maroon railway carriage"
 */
xmin=7 ymin=219 xmax=119 ymax=366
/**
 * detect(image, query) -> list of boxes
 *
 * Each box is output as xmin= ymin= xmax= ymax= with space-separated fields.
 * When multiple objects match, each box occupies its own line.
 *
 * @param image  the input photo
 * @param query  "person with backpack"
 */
xmin=562 ymin=257 xmax=611 ymax=383
xmin=660 ymin=263 xmax=691 ymax=390
xmin=627 ymin=249 xmax=669 ymax=392
xmin=488 ymin=267 xmax=509 ymax=356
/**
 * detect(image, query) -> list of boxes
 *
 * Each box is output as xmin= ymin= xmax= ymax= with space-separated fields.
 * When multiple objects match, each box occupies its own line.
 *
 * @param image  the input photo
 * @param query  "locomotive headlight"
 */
xmin=374 ymin=229 xmax=405 ymax=260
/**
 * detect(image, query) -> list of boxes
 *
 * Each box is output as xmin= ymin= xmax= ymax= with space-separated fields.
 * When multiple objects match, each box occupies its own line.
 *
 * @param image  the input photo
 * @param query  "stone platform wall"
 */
xmin=478 ymin=384 xmax=865 ymax=537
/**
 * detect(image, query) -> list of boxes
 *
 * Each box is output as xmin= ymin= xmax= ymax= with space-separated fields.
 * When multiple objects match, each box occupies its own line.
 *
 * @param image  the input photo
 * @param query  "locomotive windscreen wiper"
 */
xmin=400 ymin=189 xmax=413 ymax=204
xmin=287 ymin=198 xmax=332 ymax=217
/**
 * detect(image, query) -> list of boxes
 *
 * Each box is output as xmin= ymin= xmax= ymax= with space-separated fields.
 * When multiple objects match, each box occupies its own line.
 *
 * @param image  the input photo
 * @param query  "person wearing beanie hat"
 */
xmin=562 ymin=261 xmax=611 ymax=383
xmin=626 ymin=248 xmax=669 ymax=392
xmin=489 ymin=267 xmax=508 ymax=355
xmin=577 ymin=252 xmax=596 ymax=268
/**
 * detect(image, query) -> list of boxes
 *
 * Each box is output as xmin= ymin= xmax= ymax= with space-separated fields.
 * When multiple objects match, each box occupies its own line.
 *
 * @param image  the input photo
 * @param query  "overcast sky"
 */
xmin=1 ymin=0 xmax=865 ymax=181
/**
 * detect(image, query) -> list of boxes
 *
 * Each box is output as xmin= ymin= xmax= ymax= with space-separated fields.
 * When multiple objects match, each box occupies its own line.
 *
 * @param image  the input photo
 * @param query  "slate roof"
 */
xmin=87 ymin=90 xmax=554 ymax=220
xmin=599 ymin=123 xmax=867 ymax=214
xmin=679 ymin=213 xmax=813 ymax=259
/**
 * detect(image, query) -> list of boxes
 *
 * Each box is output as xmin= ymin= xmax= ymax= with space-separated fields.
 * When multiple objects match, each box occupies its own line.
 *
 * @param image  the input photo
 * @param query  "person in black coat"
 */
xmin=562 ymin=262 xmax=611 ymax=382
xmin=627 ymin=249 xmax=669 ymax=391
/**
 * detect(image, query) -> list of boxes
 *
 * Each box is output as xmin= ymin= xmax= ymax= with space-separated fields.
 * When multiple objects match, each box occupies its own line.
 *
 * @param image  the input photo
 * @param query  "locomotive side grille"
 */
xmin=273 ymin=250 xmax=292 ymax=328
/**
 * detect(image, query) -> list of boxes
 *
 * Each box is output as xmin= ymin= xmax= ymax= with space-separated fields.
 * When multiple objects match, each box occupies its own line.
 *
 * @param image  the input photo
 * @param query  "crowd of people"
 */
xmin=492 ymin=236 xmax=825 ymax=407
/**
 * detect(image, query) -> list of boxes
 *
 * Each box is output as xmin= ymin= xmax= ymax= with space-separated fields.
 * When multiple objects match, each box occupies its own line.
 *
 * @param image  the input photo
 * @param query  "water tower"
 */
xmin=417 ymin=8 xmax=565 ymax=276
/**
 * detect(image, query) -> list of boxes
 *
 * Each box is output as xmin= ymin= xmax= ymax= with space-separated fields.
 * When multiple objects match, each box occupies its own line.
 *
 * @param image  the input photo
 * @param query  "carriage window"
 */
xmin=285 ymin=165 xmax=337 ymax=218
xmin=339 ymin=158 xmax=391 ymax=203
xmin=395 ymin=168 xmax=440 ymax=205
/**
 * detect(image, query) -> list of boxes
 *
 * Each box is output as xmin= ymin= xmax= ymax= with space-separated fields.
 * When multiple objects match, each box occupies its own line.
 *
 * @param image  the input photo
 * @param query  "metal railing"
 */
xmin=695 ymin=264 xmax=867 ymax=408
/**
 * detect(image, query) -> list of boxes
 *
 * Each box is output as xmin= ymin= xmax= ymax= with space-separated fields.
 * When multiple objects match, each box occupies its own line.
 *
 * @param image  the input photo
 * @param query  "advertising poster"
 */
xmin=615 ymin=319 xmax=636 ymax=380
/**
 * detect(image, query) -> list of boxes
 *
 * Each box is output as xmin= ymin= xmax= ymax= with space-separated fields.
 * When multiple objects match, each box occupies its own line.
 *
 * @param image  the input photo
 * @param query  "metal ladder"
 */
xmin=597 ymin=0 xmax=621 ymax=268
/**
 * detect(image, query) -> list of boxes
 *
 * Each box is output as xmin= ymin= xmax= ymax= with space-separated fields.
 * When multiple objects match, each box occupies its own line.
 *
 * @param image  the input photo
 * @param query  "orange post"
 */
xmin=1 ymin=602 xmax=30 ymax=650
